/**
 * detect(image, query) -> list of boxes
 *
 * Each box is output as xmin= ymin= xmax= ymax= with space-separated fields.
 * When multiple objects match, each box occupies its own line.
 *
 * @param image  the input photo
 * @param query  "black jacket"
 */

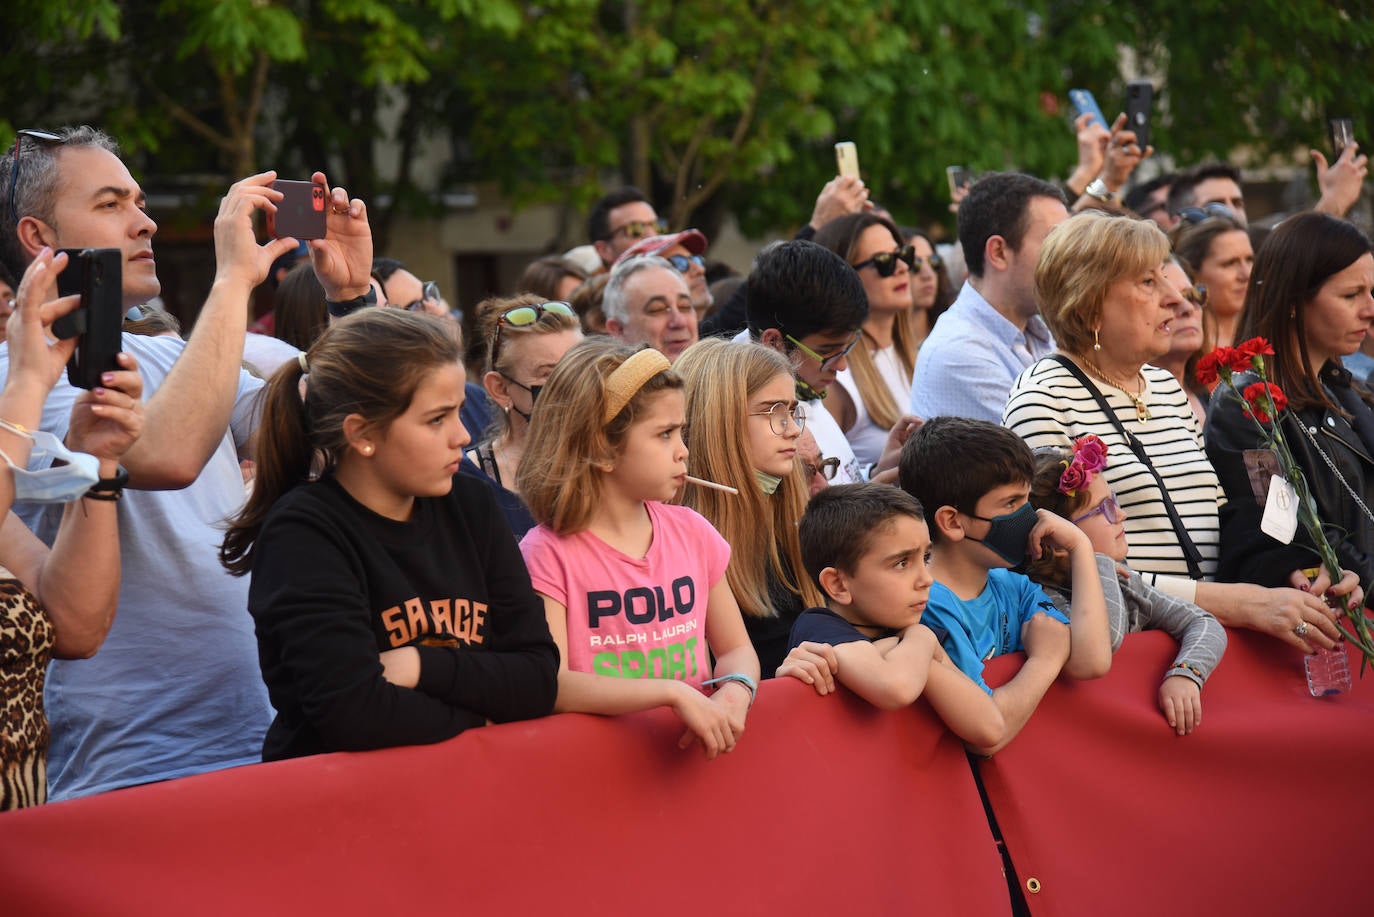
xmin=1205 ymin=362 xmax=1374 ymax=598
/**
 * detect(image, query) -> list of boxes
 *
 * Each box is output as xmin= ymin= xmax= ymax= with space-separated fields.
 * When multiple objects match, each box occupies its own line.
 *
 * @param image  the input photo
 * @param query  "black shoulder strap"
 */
xmin=1050 ymin=354 xmax=1205 ymax=579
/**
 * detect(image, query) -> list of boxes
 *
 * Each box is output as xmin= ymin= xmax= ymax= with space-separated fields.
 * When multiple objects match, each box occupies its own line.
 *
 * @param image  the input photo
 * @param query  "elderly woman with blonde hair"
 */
xmin=1003 ymin=210 xmax=1358 ymax=655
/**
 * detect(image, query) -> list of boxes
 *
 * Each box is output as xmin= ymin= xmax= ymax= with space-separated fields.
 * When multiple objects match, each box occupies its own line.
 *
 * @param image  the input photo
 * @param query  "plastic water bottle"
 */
xmin=1305 ymin=644 xmax=1351 ymax=697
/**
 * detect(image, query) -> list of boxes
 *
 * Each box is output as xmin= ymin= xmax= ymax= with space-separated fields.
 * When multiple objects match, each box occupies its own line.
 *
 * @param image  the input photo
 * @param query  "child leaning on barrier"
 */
xmin=1027 ymin=434 xmax=1227 ymax=735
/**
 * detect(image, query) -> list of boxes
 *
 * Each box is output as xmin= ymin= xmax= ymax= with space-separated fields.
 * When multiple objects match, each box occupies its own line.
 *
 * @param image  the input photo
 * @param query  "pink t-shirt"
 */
xmin=520 ymin=502 xmax=730 ymax=689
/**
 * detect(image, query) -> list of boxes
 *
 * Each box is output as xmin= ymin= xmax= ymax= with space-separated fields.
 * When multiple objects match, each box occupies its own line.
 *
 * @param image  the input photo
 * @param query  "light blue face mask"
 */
xmin=1 ymin=426 xmax=101 ymax=504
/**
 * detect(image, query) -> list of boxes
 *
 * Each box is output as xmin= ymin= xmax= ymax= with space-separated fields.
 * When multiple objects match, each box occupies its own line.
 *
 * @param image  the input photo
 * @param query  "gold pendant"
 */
xmin=1134 ymin=399 xmax=1150 ymax=423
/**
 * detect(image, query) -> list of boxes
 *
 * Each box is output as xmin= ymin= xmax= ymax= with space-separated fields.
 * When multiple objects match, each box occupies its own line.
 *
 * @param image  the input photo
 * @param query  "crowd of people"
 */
xmin=0 ymin=108 xmax=1371 ymax=811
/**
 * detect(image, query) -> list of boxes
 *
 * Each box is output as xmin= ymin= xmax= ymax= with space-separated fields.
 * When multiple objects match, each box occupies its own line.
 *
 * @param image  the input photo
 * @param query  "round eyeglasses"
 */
xmin=803 ymin=456 xmax=841 ymax=481
xmin=748 ymin=401 xmax=807 ymax=436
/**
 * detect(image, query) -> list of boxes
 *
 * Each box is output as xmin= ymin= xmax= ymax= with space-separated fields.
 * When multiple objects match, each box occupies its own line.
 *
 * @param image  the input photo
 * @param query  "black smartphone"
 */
xmin=1330 ymin=118 xmax=1355 ymax=160
xmin=53 ymin=248 xmax=124 ymax=390
xmin=268 ymin=179 xmax=327 ymax=240
xmin=1124 ymin=81 xmax=1153 ymax=151
xmin=946 ymin=165 xmax=974 ymax=198
xmin=1068 ymin=88 xmax=1108 ymax=131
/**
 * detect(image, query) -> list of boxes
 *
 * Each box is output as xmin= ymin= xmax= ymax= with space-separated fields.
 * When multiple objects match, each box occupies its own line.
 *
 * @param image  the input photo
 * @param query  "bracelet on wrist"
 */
xmin=703 ymin=672 xmax=758 ymax=708
xmin=1085 ymin=178 xmax=1117 ymax=203
xmin=325 ymin=286 xmax=377 ymax=318
xmin=84 ymin=464 xmax=128 ymax=501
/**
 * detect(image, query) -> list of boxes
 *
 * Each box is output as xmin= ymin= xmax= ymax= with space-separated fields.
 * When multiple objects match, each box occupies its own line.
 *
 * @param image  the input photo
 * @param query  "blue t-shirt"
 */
xmin=921 ymin=569 xmax=1068 ymax=694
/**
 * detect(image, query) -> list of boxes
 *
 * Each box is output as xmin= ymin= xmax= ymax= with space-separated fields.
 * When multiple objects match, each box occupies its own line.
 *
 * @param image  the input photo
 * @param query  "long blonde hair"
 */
xmin=674 ymin=338 xmax=823 ymax=617
xmin=517 ymin=338 xmax=682 ymax=534
xmin=813 ymin=212 xmax=918 ymax=430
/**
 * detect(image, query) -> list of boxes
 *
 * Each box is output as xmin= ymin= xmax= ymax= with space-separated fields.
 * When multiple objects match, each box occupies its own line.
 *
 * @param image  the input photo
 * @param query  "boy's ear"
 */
xmin=759 ymin=327 xmax=786 ymax=352
xmin=818 ymin=566 xmax=850 ymax=605
xmin=933 ymin=504 xmax=966 ymax=542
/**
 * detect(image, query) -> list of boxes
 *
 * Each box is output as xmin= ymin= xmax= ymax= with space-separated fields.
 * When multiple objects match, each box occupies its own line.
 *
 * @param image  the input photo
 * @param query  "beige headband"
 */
xmin=603 ymin=348 xmax=672 ymax=423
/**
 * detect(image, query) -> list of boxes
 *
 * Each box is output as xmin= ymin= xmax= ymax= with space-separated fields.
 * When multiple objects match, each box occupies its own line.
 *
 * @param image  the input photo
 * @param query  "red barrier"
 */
xmin=0 ymin=678 xmax=1007 ymax=917
xmin=977 ymin=629 xmax=1374 ymax=916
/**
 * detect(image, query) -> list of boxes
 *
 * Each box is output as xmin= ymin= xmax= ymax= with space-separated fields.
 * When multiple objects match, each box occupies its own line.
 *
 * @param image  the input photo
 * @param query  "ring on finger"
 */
xmin=1294 ymin=620 xmax=1310 ymax=638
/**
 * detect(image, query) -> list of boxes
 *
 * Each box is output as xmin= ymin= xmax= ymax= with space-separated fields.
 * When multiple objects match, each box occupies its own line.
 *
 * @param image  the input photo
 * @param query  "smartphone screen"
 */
xmin=946 ymin=165 xmax=973 ymax=199
xmin=269 ymin=179 xmax=327 ymax=240
xmin=1068 ymin=89 xmax=1108 ymax=131
xmin=1330 ymin=119 xmax=1355 ymax=160
xmin=835 ymin=142 xmax=860 ymax=180
xmin=1125 ymin=81 xmax=1153 ymax=151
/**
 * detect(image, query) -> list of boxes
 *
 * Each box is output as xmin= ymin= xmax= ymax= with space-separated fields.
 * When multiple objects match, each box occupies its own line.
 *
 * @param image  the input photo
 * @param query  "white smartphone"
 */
xmin=835 ymin=141 xmax=860 ymax=180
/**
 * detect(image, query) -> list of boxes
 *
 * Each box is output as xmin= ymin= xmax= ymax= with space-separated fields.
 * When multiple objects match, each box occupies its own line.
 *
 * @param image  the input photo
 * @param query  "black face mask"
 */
xmin=966 ymin=502 xmax=1038 ymax=567
xmin=502 ymin=374 xmax=541 ymax=421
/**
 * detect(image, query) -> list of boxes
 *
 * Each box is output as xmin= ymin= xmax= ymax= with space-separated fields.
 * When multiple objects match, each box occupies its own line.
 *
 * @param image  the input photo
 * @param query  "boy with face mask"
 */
xmin=898 ymin=416 xmax=1109 ymax=754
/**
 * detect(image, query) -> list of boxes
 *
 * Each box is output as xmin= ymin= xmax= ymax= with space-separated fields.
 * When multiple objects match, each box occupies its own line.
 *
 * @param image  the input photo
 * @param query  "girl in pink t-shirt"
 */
xmin=518 ymin=339 xmax=760 ymax=759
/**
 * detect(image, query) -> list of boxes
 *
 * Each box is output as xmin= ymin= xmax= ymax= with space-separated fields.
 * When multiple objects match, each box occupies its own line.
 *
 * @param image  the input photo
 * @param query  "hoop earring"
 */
xmin=1093 ymin=328 xmax=1101 ymax=352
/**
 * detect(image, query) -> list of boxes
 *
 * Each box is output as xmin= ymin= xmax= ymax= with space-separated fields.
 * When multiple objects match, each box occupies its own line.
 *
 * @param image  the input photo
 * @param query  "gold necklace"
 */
xmin=1081 ymin=358 xmax=1151 ymax=422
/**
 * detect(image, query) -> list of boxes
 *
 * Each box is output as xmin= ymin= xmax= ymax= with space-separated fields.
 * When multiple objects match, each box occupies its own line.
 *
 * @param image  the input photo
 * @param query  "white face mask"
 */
xmin=0 ymin=427 xmax=101 ymax=504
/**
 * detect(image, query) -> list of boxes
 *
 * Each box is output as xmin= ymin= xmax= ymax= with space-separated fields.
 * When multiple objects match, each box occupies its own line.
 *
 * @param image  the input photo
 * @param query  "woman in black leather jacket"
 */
xmin=1206 ymin=212 xmax=1374 ymax=608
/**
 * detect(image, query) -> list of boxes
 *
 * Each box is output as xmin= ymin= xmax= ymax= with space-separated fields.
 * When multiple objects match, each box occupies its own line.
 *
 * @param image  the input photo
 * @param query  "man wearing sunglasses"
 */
xmin=0 ymin=125 xmax=373 ymax=801
xmin=602 ymin=255 xmax=698 ymax=362
xmin=586 ymin=186 xmax=664 ymax=269
xmin=911 ymin=172 xmax=1066 ymax=424
xmin=614 ymin=228 xmax=712 ymax=316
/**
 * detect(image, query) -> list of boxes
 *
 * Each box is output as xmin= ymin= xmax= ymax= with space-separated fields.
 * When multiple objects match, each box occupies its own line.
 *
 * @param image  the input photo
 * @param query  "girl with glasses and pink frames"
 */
xmin=1025 ymin=434 xmax=1227 ymax=736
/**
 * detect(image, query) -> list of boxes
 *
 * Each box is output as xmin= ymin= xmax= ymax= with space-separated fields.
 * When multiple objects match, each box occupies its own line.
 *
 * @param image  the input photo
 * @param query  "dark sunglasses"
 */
xmin=490 ymin=300 xmax=577 ymax=367
xmin=609 ymin=218 xmax=668 ymax=241
xmin=665 ymin=253 xmax=705 ymax=274
xmin=853 ymin=245 xmax=916 ymax=278
xmin=8 ymin=129 xmax=65 ymax=226
xmin=803 ymin=456 xmax=841 ymax=481
xmin=404 ymin=280 xmax=441 ymax=312
xmin=1182 ymin=283 xmax=1208 ymax=308
xmin=1072 ymin=494 xmax=1121 ymax=525
xmin=1176 ymin=203 xmax=1236 ymax=224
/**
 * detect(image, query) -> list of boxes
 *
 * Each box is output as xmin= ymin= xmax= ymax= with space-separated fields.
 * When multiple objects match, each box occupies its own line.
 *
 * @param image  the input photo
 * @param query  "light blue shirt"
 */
xmin=911 ymin=282 xmax=1055 ymax=422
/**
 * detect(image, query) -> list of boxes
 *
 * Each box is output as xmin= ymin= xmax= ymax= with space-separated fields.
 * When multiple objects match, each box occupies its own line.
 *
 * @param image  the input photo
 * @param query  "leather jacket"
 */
xmin=1205 ymin=362 xmax=1374 ymax=594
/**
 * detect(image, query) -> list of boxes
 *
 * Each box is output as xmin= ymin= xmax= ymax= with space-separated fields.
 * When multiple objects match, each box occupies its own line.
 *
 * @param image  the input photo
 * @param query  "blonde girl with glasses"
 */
xmin=673 ymin=338 xmax=824 ymax=677
xmin=467 ymin=294 xmax=582 ymax=538
xmin=518 ymin=338 xmax=760 ymax=759
xmin=1027 ymin=435 xmax=1226 ymax=736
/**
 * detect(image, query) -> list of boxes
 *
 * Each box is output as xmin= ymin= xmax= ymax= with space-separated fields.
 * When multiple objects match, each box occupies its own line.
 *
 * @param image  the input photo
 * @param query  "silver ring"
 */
xmin=1294 ymin=621 xmax=1310 ymax=638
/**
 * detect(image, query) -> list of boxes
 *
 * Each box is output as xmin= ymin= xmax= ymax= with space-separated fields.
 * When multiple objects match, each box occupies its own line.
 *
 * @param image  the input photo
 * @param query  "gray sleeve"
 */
xmin=1122 ymin=568 xmax=1227 ymax=686
xmin=1041 ymin=554 xmax=1128 ymax=651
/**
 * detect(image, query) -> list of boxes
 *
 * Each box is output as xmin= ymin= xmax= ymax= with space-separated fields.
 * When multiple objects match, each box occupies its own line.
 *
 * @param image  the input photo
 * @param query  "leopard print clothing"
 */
xmin=0 ymin=570 xmax=52 ymax=810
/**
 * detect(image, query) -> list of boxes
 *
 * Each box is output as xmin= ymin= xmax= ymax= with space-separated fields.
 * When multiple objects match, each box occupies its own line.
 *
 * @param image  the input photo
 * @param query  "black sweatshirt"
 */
xmin=248 ymin=473 xmax=559 ymax=761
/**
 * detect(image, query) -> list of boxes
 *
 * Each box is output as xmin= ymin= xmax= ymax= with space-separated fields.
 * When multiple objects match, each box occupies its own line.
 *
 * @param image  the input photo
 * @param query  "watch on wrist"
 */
xmin=85 ymin=464 xmax=129 ymax=502
xmin=325 ymin=285 xmax=378 ymax=318
xmin=1085 ymin=178 xmax=1117 ymax=203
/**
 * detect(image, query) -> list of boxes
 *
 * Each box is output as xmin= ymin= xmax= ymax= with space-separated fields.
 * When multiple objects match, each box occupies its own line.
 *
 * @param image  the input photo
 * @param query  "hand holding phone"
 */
xmin=946 ymin=166 xmax=973 ymax=199
xmin=1330 ymin=119 xmax=1355 ymax=161
xmin=1068 ymin=89 xmax=1108 ymax=132
xmin=1125 ymin=81 xmax=1153 ymax=152
xmin=835 ymin=142 xmax=860 ymax=180
xmin=53 ymin=249 xmax=124 ymax=390
xmin=267 ymin=179 xmax=327 ymax=240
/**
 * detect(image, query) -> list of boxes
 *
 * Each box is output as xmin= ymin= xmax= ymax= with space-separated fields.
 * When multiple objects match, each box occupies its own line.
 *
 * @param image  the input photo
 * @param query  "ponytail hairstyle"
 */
xmin=674 ymin=338 xmax=822 ymax=617
xmin=220 ymin=309 xmax=463 ymax=574
xmin=813 ymin=212 xmax=918 ymax=431
xmin=517 ymin=337 xmax=683 ymax=535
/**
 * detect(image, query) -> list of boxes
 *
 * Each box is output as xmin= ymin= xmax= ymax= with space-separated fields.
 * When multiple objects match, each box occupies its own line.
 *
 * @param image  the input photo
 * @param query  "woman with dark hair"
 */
xmin=813 ymin=212 xmax=919 ymax=466
xmin=903 ymin=227 xmax=955 ymax=345
xmin=516 ymin=255 xmax=589 ymax=303
xmin=1206 ymin=212 xmax=1374 ymax=601
xmin=1170 ymin=208 xmax=1252 ymax=350
xmin=272 ymin=261 xmax=328 ymax=352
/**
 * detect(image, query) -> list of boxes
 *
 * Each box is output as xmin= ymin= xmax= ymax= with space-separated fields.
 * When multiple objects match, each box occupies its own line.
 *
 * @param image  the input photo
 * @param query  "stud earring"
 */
xmin=362 ymin=444 xmax=374 ymax=456
xmin=1093 ymin=328 xmax=1101 ymax=352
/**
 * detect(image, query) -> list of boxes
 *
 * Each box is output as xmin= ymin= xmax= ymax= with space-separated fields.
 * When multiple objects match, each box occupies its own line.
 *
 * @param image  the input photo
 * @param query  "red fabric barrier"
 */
xmin=0 ymin=678 xmax=1007 ymax=917
xmin=977 ymin=629 xmax=1374 ymax=916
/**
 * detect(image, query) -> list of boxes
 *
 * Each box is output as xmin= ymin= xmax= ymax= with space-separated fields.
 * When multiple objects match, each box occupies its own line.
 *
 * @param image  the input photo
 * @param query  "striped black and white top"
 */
xmin=1004 ymin=359 xmax=1225 ymax=591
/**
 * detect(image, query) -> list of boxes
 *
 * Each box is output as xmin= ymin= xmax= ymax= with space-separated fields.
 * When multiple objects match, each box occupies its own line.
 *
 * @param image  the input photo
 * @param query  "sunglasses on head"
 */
xmin=1176 ymin=203 xmax=1236 ymax=224
xmin=490 ymin=300 xmax=577 ymax=367
xmin=803 ymin=455 xmax=841 ymax=481
xmin=665 ymin=253 xmax=705 ymax=274
xmin=1072 ymin=493 xmax=1121 ymax=525
xmin=853 ymin=245 xmax=916 ymax=278
xmin=8 ymin=129 xmax=65 ymax=226
xmin=610 ymin=218 xmax=668 ymax=241
xmin=404 ymin=280 xmax=441 ymax=312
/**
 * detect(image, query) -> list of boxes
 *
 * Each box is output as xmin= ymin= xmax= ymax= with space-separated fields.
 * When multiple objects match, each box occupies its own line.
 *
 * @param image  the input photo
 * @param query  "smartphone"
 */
xmin=52 ymin=248 xmax=124 ymax=390
xmin=1124 ymin=81 xmax=1153 ymax=151
xmin=268 ymin=179 xmax=327 ymax=240
xmin=1330 ymin=118 xmax=1355 ymax=160
xmin=946 ymin=165 xmax=974 ymax=198
xmin=835 ymin=141 xmax=860 ymax=180
xmin=1068 ymin=88 xmax=1108 ymax=131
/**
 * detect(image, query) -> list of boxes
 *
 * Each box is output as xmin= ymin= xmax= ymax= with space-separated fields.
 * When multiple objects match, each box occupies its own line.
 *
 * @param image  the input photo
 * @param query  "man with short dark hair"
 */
xmin=1167 ymin=162 xmax=1247 ymax=225
xmin=911 ymin=172 xmax=1068 ymax=423
xmin=1124 ymin=172 xmax=1176 ymax=230
xmin=586 ymin=186 xmax=662 ymax=269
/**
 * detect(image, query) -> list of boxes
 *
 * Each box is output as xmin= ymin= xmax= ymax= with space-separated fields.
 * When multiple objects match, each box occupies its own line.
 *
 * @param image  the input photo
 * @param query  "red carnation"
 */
xmin=1195 ymin=351 xmax=1222 ymax=387
xmin=1235 ymin=337 xmax=1275 ymax=364
xmin=1241 ymin=381 xmax=1288 ymax=423
xmin=1220 ymin=345 xmax=1254 ymax=374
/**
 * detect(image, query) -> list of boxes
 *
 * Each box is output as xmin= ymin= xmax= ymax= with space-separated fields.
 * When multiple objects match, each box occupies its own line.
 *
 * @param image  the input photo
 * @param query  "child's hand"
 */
xmin=671 ymin=683 xmax=738 ymax=760
xmin=1026 ymin=508 xmax=1091 ymax=562
xmin=710 ymin=682 xmax=751 ymax=739
xmin=378 ymin=647 xmax=420 ymax=688
xmin=777 ymin=641 xmax=839 ymax=696
xmin=1158 ymin=675 xmax=1202 ymax=736
xmin=1021 ymin=611 xmax=1071 ymax=665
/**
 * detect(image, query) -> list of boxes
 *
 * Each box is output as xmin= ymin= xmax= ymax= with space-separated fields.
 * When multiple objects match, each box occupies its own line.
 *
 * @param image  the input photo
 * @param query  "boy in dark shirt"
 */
xmin=898 ymin=417 xmax=1110 ymax=754
xmin=782 ymin=484 xmax=1003 ymax=748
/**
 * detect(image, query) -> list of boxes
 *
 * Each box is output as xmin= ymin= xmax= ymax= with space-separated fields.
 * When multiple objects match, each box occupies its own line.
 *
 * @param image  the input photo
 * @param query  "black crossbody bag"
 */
xmin=1050 ymin=355 xmax=1205 ymax=579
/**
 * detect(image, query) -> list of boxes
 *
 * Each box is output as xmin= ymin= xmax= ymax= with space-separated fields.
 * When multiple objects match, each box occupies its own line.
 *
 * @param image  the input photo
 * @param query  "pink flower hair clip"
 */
xmin=1057 ymin=434 xmax=1108 ymax=496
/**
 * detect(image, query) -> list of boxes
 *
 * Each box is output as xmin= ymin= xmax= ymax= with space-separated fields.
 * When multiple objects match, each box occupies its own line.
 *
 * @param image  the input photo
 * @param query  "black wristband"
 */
xmin=85 ymin=464 xmax=129 ymax=501
xmin=325 ymin=286 xmax=377 ymax=317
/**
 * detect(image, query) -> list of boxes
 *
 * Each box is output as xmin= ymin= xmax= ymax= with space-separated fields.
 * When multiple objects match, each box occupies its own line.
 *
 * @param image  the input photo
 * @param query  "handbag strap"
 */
xmin=1050 ymin=354 xmax=1205 ymax=579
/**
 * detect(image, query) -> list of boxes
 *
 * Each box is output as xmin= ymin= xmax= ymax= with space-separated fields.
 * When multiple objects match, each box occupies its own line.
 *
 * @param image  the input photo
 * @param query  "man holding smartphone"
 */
xmin=0 ymin=126 xmax=371 ymax=801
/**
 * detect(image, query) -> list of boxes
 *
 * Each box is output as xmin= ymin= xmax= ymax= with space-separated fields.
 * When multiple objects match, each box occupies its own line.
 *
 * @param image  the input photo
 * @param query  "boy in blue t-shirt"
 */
xmin=781 ymin=484 xmax=1003 ymax=749
xmin=898 ymin=416 xmax=1110 ymax=754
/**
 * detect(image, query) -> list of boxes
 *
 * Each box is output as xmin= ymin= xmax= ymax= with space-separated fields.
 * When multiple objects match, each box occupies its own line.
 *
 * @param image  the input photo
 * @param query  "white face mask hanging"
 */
xmin=0 ymin=420 xmax=101 ymax=504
